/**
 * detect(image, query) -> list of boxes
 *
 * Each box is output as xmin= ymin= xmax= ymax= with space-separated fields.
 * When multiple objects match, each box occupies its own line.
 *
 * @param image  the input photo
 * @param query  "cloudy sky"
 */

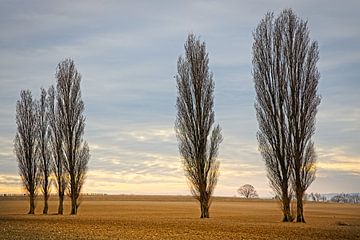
xmin=0 ymin=0 xmax=359 ymax=197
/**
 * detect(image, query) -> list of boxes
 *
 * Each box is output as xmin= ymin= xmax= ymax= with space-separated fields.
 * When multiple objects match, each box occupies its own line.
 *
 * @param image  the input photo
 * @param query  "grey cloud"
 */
xmin=309 ymin=170 xmax=360 ymax=193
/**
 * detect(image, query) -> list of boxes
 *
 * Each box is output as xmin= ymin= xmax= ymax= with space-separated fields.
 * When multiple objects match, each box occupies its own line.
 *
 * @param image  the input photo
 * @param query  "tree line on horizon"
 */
xmin=14 ymin=8 xmax=320 ymax=222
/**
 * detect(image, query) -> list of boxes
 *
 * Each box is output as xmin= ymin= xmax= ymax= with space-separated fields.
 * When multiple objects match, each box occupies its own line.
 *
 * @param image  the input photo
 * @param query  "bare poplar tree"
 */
xmin=56 ymin=58 xmax=90 ymax=215
xmin=253 ymin=11 xmax=293 ymax=222
xmin=253 ymin=9 xmax=320 ymax=223
xmin=14 ymin=90 xmax=40 ymax=214
xmin=283 ymin=9 xmax=320 ymax=223
xmin=37 ymin=88 xmax=52 ymax=214
xmin=237 ymin=184 xmax=259 ymax=198
xmin=175 ymin=34 xmax=223 ymax=218
xmin=47 ymin=85 xmax=67 ymax=214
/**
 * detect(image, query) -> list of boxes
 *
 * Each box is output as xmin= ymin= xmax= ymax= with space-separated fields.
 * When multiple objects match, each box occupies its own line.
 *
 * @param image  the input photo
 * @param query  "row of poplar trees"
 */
xmin=175 ymin=9 xmax=320 ymax=222
xmin=14 ymin=59 xmax=90 ymax=215
xmin=14 ymin=8 xmax=318 ymax=222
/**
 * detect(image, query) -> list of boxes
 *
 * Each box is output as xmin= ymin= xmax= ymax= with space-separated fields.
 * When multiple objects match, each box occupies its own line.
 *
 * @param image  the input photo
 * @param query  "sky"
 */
xmin=0 ymin=0 xmax=359 ymax=197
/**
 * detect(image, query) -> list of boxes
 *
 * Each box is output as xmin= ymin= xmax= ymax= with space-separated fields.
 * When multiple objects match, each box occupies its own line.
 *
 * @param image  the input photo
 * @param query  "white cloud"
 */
xmin=317 ymin=147 xmax=360 ymax=174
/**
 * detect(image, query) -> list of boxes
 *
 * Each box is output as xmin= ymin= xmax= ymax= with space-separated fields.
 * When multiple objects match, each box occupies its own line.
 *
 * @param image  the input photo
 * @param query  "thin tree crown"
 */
xmin=14 ymin=90 xmax=40 ymax=193
xmin=56 ymin=59 xmax=86 ymax=168
xmin=176 ymin=34 xmax=217 ymax=163
xmin=175 ymin=34 xmax=222 ymax=211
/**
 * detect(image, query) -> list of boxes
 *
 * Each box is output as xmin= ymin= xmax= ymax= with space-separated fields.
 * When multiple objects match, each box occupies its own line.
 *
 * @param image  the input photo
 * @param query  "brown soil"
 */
xmin=0 ymin=195 xmax=359 ymax=239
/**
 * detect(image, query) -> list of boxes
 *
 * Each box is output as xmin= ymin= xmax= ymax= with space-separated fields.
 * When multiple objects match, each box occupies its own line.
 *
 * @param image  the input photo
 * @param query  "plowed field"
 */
xmin=0 ymin=195 xmax=359 ymax=239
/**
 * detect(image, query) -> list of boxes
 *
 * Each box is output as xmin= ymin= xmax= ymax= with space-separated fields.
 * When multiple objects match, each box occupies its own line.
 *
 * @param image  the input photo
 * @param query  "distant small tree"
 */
xmin=310 ymin=193 xmax=316 ymax=201
xmin=37 ymin=88 xmax=52 ymax=214
xmin=175 ymin=34 xmax=223 ymax=218
xmin=351 ymin=194 xmax=360 ymax=204
xmin=14 ymin=90 xmax=40 ymax=214
xmin=331 ymin=193 xmax=348 ymax=203
xmin=331 ymin=193 xmax=360 ymax=204
xmin=310 ymin=192 xmax=326 ymax=202
xmin=238 ymin=184 xmax=259 ymax=198
xmin=320 ymin=195 xmax=327 ymax=202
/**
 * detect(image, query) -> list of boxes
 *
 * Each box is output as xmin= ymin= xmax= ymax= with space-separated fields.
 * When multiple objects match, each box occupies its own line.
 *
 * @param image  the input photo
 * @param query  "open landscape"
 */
xmin=1 ymin=2 xmax=359 ymax=240
xmin=0 ymin=195 xmax=359 ymax=240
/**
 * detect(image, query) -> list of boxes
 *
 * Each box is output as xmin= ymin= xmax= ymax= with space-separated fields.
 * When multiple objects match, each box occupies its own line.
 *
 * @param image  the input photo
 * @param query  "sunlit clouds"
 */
xmin=317 ymin=147 xmax=360 ymax=174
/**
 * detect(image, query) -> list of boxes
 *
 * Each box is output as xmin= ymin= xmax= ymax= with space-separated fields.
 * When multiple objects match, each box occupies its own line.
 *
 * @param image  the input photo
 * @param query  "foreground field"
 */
xmin=0 ymin=195 xmax=359 ymax=239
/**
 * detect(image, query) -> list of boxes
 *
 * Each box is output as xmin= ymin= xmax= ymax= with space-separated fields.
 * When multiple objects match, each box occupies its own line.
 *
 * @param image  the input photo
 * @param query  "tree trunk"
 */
xmin=43 ymin=196 xmax=48 ymax=214
xmin=200 ymin=199 xmax=210 ymax=218
xmin=281 ymin=195 xmax=292 ymax=222
xmin=71 ymin=196 xmax=77 ymax=215
xmin=43 ymin=184 xmax=49 ymax=214
xmin=296 ymin=192 xmax=305 ymax=223
xmin=70 ymin=174 xmax=77 ymax=215
xmin=58 ymin=193 xmax=64 ymax=214
xmin=28 ymin=193 xmax=35 ymax=214
xmin=43 ymin=175 xmax=49 ymax=214
xmin=70 ymin=177 xmax=77 ymax=215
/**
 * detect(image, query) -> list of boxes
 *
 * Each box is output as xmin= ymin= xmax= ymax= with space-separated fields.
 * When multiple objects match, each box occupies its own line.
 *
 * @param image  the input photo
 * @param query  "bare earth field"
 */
xmin=0 ymin=195 xmax=359 ymax=240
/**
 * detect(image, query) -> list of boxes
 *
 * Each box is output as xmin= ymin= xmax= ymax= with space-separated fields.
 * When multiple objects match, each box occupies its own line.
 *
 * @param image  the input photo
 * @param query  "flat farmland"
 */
xmin=0 ymin=195 xmax=359 ymax=239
